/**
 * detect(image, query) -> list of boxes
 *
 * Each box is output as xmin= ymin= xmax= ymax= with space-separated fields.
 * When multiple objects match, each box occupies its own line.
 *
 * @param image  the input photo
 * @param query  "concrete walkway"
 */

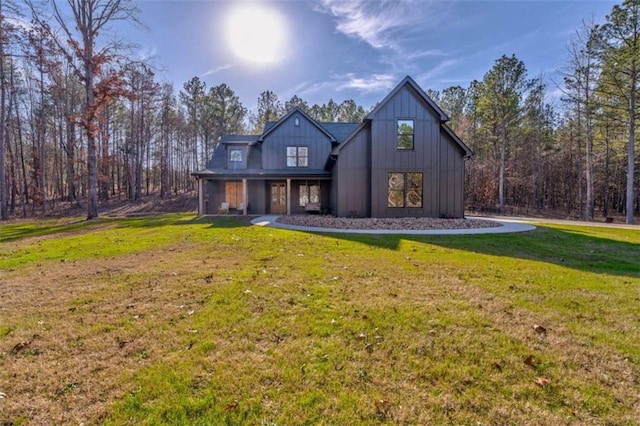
xmin=251 ymin=215 xmax=537 ymax=235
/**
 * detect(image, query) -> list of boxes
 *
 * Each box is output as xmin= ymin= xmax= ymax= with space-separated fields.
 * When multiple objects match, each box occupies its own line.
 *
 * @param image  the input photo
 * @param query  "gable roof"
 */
xmin=258 ymin=107 xmax=337 ymax=143
xmin=365 ymin=75 xmax=450 ymax=123
xmin=333 ymin=76 xmax=472 ymax=158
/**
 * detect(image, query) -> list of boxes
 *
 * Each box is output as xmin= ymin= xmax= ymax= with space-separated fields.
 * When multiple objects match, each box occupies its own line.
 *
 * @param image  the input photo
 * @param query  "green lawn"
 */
xmin=1 ymin=214 xmax=639 ymax=425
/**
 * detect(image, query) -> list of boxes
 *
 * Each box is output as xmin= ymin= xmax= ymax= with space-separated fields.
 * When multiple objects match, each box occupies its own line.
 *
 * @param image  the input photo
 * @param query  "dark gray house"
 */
xmin=193 ymin=76 xmax=472 ymax=218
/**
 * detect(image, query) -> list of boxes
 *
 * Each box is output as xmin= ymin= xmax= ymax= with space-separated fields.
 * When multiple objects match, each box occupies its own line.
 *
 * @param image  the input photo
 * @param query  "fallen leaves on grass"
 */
xmin=535 ymin=377 xmax=551 ymax=387
xmin=533 ymin=324 xmax=547 ymax=335
xmin=524 ymin=355 xmax=538 ymax=368
xmin=11 ymin=340 xmax=31 ymax=354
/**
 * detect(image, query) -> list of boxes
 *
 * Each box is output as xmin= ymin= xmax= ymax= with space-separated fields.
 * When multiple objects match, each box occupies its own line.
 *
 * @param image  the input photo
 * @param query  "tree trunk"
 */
xmin=0 ymin=29 xmax=7 ymax=221
xmin=499 ymin=122 xmax=507 ymax=214
xmin=85 ymin=58 xmax=98 ymax=219
xmin=626 ymin=88 xmax=635 ymax=225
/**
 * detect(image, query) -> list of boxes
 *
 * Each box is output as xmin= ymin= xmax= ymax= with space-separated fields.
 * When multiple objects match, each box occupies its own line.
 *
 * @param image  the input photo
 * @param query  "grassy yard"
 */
xmin=1 ymin=214 xmax=639 ymax=425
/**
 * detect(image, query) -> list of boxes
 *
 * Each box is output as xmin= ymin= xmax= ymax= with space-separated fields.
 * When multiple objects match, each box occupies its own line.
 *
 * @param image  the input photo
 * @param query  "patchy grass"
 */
xmin=1 ymin=215 xmax=639 ymax=425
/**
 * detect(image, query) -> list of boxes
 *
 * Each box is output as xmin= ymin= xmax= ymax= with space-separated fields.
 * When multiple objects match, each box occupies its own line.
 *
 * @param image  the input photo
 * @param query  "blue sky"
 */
xmin=128 ymin=0 xmax=617 ymax=112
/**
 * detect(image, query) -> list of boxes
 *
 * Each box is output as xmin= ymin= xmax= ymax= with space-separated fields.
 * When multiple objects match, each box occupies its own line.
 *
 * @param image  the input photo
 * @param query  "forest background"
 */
xmin=0 ymin=0 xmax=639 ymax=224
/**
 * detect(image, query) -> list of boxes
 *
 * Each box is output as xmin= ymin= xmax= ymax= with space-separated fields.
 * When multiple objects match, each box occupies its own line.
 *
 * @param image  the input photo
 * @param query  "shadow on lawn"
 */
xmin=0 ymin=215 xmax=253 ymax=244
xmin=315 ymin=225 xmax=640 ymax=278
xmin=108 ymin=214 xmax=254 ymax=230
xmin=0 ymin=219 xmax=98 ymax=243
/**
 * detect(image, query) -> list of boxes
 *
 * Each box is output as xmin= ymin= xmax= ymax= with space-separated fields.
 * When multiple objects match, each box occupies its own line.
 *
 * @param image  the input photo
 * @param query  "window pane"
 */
xmin=299 ymin=185 xmax=309 ymax=206
xmin=398 ymin=120 xmax=414 ymax=135
xmin=287 ymin=147 xmax=297 ymax=156
xmin=388 ymin=173 xmax=404 ymax=190
xmin=406 ymin=190 xmax=423 ymax=208
xmin=407 ymin=173 xmax=422 ymax=189
xmin=310 ymin=185 xmax=320 ymax=203
xmin=397 ymin=120 xmax=414 ymax=150
xmin=388 ymin=190 xmax=404 ymax=207
xmin=397 ymin=134 xmax=413 ymax=150
xmin=230 ymin=149 xmax=242 ymax=162
xmin=287 ymin=157 xmax=297 ymax=167
xmin=298 ymin=147 xmax=308 ymax=167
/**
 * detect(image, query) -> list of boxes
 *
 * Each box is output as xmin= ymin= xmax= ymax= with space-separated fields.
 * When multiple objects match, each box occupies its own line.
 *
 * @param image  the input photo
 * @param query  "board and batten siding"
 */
xmin=334 ymin=126 xmax=371 ymax=217
xmin=368 ymin=84 xmax=444 ymax=218
xmin=261 ymin=111 xmax=333 ymax=170
xmin=438 ymin=131 xmax=465 ymax=217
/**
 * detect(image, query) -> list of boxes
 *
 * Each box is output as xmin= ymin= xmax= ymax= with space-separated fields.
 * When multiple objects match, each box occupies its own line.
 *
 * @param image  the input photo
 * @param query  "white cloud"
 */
xmin=201 ymin=64 xmax=232 ymax=77
xmin=337 ymin=73 xmax=396 ymax=92
xmin=296 ymin=73 xmax=397 ymax=98
xmin=316 ymin=0 xmax=424 ymax=51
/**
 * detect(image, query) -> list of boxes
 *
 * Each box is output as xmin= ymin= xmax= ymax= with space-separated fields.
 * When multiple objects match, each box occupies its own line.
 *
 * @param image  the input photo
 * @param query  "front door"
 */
xmin=270 ymin=183 xmax=286 ymax=214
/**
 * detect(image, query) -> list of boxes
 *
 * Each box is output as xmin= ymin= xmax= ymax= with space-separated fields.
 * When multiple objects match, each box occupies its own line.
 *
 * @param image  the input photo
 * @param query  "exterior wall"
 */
xmin=334 ymin=126 xmax=371 ymax=217
xmin=368 ymin=85 xmax=443 ymax=218
xmin=261 ymin=111 xmax=333 ymax=170
xmin=438 ymin=131 xmax=466 ymax=217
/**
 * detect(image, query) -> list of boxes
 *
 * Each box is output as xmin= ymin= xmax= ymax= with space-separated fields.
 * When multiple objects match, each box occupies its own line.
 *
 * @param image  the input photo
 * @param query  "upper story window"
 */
xmin=229 ymin=149 xmax=243 ymax=162
xmin=397 ymin=119 xmax=414 ymax=150
xmin=287 ymin=146 xmax=308 ymax=167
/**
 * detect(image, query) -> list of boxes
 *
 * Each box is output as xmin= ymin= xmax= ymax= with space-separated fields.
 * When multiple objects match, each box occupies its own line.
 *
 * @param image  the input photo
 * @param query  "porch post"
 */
xmin=242 ymin=178 xmax=247 ymax=216
xmin=198 ymin=178 xmax=204 ymax=215
xmin=286 ymin=178 xmax=291 ymax=215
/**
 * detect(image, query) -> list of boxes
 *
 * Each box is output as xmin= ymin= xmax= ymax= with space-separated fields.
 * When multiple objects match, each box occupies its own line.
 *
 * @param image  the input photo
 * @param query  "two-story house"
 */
xmin=193 ymin=76 xmax=472 ymax=218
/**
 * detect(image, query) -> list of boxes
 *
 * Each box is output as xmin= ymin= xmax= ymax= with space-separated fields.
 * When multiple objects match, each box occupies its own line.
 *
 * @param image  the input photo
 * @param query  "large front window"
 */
xmin=388 ymin=172 xmax=423 ymax=208
xmin=287 ymin=146 xmax=308 ymax=167
xmin=299 ymin=184 xmax=320 ymax=207
xmin=397 ymin=119 xmax=414 ymax=150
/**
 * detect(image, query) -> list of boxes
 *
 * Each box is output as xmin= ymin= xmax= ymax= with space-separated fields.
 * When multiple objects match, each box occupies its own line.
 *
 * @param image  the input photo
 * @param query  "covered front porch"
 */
xmin=197 ymin=176 xmax=332 ymax=216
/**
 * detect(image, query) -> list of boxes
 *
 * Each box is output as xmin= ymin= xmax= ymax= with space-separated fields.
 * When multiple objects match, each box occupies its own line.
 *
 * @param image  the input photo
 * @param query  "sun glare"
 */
xmin=224 ymin=4 xmax=288 ymax=66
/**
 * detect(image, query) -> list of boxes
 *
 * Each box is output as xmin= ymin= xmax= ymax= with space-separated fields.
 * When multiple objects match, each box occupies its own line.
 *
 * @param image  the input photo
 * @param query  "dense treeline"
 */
xmin=0 ymin=0 xmax=638 ymax=223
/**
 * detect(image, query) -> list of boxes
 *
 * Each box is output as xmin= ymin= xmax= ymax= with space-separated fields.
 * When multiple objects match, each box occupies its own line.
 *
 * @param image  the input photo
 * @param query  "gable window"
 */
xmin=286 ymin=146 xmax=308 ymax=167
xmin=229 ymin=149 xmax=243 ymax=162
xmin=299 ymin=184 xmax=320 ymax=207
xmin=397 ymin=119 xmax=414 ymax=150
xmin=388 ymin=172 xmax=423 ymax=208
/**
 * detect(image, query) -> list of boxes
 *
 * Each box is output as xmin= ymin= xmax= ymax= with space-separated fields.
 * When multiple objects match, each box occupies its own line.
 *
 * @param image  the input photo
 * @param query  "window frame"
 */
xmin=299 ymin=184 xmax=320 ymax=207
xmin=387 ymin=172 xmax=423 ymax=208
xmin=229 ymin=148 xmax=243 ymax=162
xmin=286 ymin=146 xmax=309 ymax=168
xmin=397 ymin=119 xmax=415 ymax=150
